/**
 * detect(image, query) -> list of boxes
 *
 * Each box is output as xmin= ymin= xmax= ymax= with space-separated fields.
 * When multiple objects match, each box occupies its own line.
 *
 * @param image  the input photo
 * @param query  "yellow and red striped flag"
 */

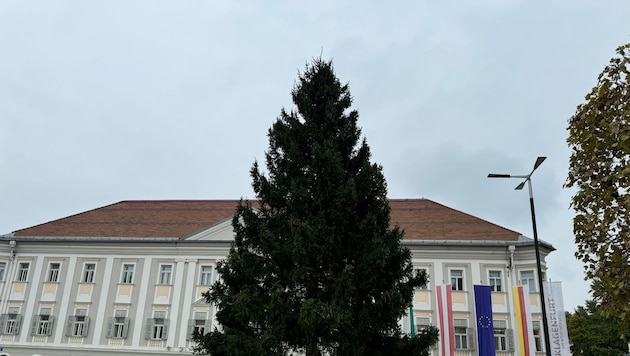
xmin=513 ymin=285 xmax=536 ymax=356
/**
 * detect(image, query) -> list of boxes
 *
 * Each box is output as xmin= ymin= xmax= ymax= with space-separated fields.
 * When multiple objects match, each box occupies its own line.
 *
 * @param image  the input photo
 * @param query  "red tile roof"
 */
xmin=13 ymin=200 xmax=240 ymax=238
xmin=389 ymin=199 xmax=519 ymax=241
xmin=12 ymin=199 xmax=520 ymax=241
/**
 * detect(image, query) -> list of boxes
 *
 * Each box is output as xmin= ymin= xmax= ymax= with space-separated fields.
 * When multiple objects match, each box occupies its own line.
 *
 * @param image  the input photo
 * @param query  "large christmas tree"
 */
xmin=195 ymin=59 xmax=437 ymax=356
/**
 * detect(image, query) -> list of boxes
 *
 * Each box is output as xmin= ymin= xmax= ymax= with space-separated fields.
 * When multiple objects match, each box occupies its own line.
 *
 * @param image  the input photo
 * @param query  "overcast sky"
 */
xmin=2 ymin=1 xmax=629 ymax=311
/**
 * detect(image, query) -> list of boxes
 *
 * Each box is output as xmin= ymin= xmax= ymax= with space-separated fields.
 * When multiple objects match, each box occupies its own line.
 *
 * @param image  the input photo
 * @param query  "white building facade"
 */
xmin=0 ymin=199 xmax=554 ymax=356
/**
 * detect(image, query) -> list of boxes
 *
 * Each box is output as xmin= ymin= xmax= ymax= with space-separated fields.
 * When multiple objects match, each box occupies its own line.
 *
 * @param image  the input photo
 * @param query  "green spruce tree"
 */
xmin=194 ymin=59 xmax=438 ymax=356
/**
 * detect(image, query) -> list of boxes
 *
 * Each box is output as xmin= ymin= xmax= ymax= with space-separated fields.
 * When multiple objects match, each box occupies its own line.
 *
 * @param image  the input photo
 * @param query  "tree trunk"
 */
xmin=306 ymin=336 xmax=320 ymax=356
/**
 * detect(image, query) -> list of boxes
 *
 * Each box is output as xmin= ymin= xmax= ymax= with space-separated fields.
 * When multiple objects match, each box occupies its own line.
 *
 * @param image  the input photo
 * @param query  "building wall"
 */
xmin=403 ymin=243 xmax=547 ymax=356
xmin=0 ymin=240 xmax=549 ymax=356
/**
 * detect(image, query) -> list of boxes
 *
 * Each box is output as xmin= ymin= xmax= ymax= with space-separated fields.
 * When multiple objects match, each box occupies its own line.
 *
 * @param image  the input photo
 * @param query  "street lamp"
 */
xmin=488 ymin=156 xmax=551 ymax=356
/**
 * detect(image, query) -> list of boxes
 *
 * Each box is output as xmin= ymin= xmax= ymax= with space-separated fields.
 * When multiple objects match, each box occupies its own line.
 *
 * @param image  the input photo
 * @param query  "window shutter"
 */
xmin=162 ymin=319 xmax=170 ymax=340
xmin=204 ymin=319 xmax=213 ymax=332
xmin=494 ymin=320 xmax=507 ymax=329
xmin=466 ymin=327 xmax=476 ymax=350
xmin=0 ymin=314 xmax=7 ymax=334
xmin=46 ymin=316 xmax=55 ymax=335
xmin=507 ymin=328 xmax=515 ymax=351
xmin=145 ymin=318 xmax=155 ymax=339
xmin=106 ymin=317 xmax=114 ymax=338
xmin=14 ymin=315 xmax=22 ymax=334
xmin=65 ymin=315 xmax=75 ymax=337
xmin=83 ymin=316 xmax=91 ymax=337
xmin=122 ymin=317 xmax=130 ymax=339
xmin=186 ymin=319 xmax=195 ymax=340
xmin=453 ymin=319 xmax=467 ymax=327
xmin=31 ymin=315 xmax=40 ymax=336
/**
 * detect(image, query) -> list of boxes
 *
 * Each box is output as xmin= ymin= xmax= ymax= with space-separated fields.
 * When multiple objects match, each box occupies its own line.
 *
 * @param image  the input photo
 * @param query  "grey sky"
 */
xmin=2 ymin=1 xmax=629 ymax=311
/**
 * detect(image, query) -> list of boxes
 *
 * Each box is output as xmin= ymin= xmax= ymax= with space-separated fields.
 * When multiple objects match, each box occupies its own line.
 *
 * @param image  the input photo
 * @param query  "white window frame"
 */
xmin=533 ymin=321 xmax=543 ymax=352
xmin=0 ymin=307 xmax=22 ymax=335
xmin=187 ymin=311 xmax=211 ymax=340
xmin=146 ymin=311 xmax=168 ymax=340
xmin=450 ymin=269 xmax=464 ymax=291
xmin=121 ymin=264 xmax=135 ymax=284
xmin=47 ymin=262 xmax=61 ymax=282
xmin=158 ymin=265 xmax=172 ymax=285
xmin=0 ymin=262 xmax=6 ymax=281
xmin=199 ymin=266 xmax=213 ymax=286
xmin=66 ymin=308 xmax=90 ymax=337
xmin=454 ymin=325 xmax=468 ymax=349
xmin=520 ymin=270 xmax=536 ymax=292
xmin=17 ymin=262 xmax=29 ymax=281
xmin=453 ymin=319 xmax=475 ymax=350
xmin=494 ymin=320 xmax=507 ymax=351
xmin=108 ymin=310 xmax=129 ymax=339
xmin=489 ymin=270 xmax=502 ymax=292
xmin=82 ymin=263 xmax=96 ymax=283
xmin=32 ymin=308 xmax=54 ymax=336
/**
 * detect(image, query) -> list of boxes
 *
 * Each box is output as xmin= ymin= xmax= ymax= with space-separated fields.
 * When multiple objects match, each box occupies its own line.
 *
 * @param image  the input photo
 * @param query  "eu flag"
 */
xmin=474 ymin=285 xmax=496 ymax=356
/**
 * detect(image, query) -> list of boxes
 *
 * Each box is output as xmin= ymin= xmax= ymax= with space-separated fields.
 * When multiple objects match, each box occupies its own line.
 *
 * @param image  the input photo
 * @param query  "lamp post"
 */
xmin=488 ymin=156 xmax=551 ymax=356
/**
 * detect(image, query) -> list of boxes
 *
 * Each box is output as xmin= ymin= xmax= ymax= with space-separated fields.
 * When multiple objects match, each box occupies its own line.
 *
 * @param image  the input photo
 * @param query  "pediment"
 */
xmin=185 ymin=218 xmax=235 ymax=241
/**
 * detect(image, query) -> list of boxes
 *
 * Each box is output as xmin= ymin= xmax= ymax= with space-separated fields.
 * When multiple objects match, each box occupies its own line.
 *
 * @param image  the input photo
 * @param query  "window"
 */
xmin=0 ymin=307 xmax=22 ymax=335
xmin=47 ymin=263 xmax=61 ymax=282
xmin=187 ymin=312 xmax=211 ymax=340
xmin=454 ymin=319 xmax=474 ymax=350
xmin=415 ymin=317 xmax=430 ymax=332
xmin=450 ymin=269 xmax=464 ymax=291
xmin=414 ymin=268 xmax=428 ymax=290
xmin=146 ymin=311 xmax=168 ymax=340
xmin=17 ymin=262 xmax=29 ymax=281
xmin=82 ymin=263 xmax=96 ymax=283
xmin=520 ymin=271 xmax=536 ymax=292
xmin=199 ymin=266 xmax=213 ymax=285
xmin=489 ymin=270 xmax=502 ymax=292
xmin=159 ymin=265 xmax=172 ymax=285
xmin=121 ymin=264 xmax=135 ymax=284
xmin=66 ymin=309 xmax=90 ymax=337
xmin=31 ymin=308 xmax=55 ymax=336
xmin=533 ymin=321 xmax=543 ymax=352
xmin=0 ymin=262 xmax=6 ymax=281
xmin=494 ymin=320 xmax=507 ymax=351
xmin=107 ymin=310 xmax=129 ymax=339
xmin=454 ymin=326 xmax=468 ymax=349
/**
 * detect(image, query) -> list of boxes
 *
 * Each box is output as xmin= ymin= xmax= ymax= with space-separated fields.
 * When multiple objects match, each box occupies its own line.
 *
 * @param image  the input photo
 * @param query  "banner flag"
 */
xmin=543 ymin=281 xmax=571 ymax=356
xmin=513 ymin=285 xmax=536 ymax=356
xmin=474 ymin=285 xmax=496 ymax=356
xmin=436 ymin=284 xmax=454 ymax=356
xmin=409 ymin=305 xmax=415 ymax=336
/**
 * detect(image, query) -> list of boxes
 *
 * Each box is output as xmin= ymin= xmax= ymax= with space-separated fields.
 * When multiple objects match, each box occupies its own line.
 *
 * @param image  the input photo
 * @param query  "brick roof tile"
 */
xmin=13 ymin=199 xmax=519 ymax=241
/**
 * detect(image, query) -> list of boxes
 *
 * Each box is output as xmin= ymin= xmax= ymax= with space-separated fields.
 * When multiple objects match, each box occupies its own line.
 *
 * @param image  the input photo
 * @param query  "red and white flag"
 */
xmin=436 ymin=284 xmax=455 ymax=356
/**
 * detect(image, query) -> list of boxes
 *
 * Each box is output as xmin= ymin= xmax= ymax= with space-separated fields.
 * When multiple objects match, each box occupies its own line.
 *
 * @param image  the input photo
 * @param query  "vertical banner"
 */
xmin=474 ymin=285 xmax=496 ymax=356
xmin=513 ymin=285 xmax=536 ymax=356
xmin=409 ymin=305 xmax=416 ymax=336
xmin=543 ymin=281 xmax=571 ymax=356
xmin=436 ymin=284 xmax=454 ymax=356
